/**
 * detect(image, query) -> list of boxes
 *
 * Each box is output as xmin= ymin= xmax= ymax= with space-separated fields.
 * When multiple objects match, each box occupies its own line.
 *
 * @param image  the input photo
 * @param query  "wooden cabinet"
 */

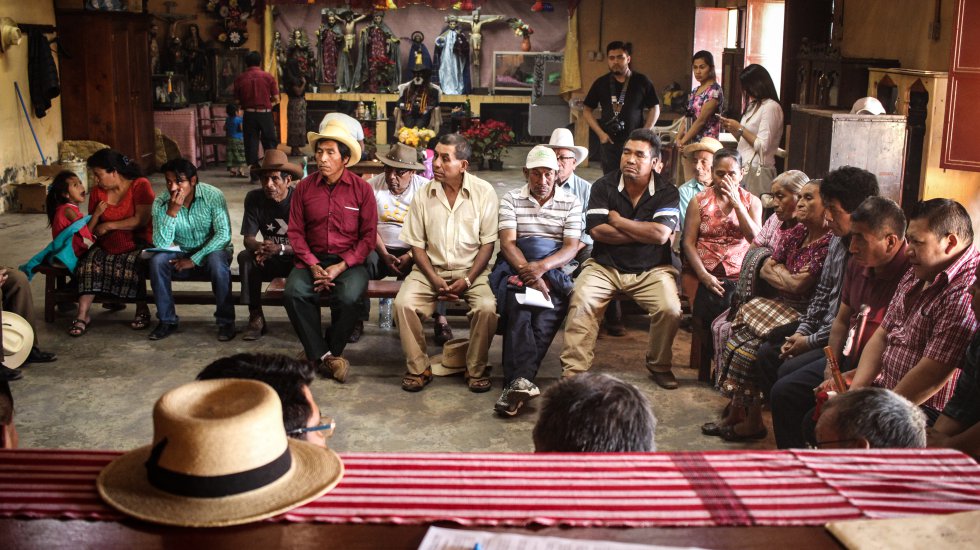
xmin=788 ymin=105 xmax=906 ymax=204
xmin=868 ymin=69 xmax=948 ymax=211
xmin=796 ymin=46 xmax=899 ymax=110
xmin=56 ymin=10 xmax=155 ymax=172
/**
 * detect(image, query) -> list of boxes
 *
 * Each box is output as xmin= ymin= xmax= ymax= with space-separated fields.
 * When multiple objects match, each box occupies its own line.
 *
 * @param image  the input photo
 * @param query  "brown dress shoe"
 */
xmin=322 ymin=355 xmax=350 ymax=383
xmin=242 ymin=313 xmax=267 ymax=341
xmin=650 ymin=371 xmax=679 ymax=390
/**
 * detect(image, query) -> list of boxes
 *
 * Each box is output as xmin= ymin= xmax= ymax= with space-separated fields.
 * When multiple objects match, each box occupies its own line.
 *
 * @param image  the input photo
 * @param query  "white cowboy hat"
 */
xmin=1 ymin=312 xmax=33 ymax=370
xmin=307 ymin=120 xmax=362 ymax=166
xmin=543 ymin=128 xmax=589 ymax=167
xmin=0 ymin=18 xmax=23 ymax=54
xmin=429 ymin=338 xmax=469 ymax=376
xmin=97 ymin=379 xmax=344 ymax=527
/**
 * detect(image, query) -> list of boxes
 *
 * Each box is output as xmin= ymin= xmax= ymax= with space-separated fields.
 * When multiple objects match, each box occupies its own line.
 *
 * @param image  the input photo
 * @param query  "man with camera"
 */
xmin=582 ymin=41 xmax=660 ymax=176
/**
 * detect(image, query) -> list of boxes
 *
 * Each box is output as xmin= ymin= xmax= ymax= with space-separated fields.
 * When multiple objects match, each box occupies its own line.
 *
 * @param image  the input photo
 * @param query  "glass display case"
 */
xmin=152 ymin=73 xmax=189 ymax=110
xmin=492 ymin=51 xmax=563 ymax=94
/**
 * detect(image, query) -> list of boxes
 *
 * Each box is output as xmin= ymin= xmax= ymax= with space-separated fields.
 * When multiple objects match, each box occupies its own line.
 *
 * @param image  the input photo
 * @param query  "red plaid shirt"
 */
xmin=874 ymin=246 xmax=980 ymax=410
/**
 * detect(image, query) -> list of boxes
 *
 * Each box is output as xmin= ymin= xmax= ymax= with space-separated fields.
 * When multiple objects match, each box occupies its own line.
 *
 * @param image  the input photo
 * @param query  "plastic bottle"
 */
xmin=378 ymin=297 xmax=394 ymax=329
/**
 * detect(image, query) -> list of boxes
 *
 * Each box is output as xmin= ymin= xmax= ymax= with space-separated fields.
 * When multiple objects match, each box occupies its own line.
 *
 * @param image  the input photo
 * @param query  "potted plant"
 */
xmin=461 ymin=119 xmax=515 ymax=170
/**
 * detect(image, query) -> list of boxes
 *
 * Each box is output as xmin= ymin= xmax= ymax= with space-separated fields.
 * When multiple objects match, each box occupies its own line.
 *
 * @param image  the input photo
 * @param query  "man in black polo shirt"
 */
xmin=582 ymin=41 xmax=660 ymax=175
xmin=559 ymin=129 xmax=682 ymax=389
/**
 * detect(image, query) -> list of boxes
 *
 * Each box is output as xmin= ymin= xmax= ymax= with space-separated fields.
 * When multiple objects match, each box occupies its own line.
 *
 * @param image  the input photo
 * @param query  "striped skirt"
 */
xmin=75 ymin=246 xmax=145 ymax=299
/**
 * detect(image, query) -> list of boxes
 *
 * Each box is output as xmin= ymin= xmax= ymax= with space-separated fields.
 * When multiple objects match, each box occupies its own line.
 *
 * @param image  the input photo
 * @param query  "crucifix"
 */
xmin=459 ymin=8 xmax=506 ymax=89
xmin=152 ymin=1 xmax=196 ymax=73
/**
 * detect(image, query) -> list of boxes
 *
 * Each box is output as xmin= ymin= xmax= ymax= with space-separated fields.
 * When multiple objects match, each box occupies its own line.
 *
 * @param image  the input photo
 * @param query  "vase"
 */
xmin=488 ymin=159 xmax=504 ymax=171
xmin=520 ymin=37 xmax=531 ymax=52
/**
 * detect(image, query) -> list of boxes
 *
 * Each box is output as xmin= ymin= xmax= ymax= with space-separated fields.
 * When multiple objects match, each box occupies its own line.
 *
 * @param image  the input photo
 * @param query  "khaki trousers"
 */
xmin=560 ymin=260 xmax=681 ymax=376
xmin=1 ymin=267 xmax=39 ymax=345
xmin=394 ymin=268 xmax=498 ymax=377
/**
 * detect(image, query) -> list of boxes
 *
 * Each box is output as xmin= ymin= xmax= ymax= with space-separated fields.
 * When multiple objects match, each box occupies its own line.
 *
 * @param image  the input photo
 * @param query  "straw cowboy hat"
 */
xmin=97 ymin=379 xmax=344 ymax=527
xmin=683 ymin=136 xmax=723 ymax=157
xmin=0 ymin=18 xmax=23 ymax=54
xmin=543 ymin=128 xmax=589 ymax=167
xmin=1 ymin=312 xmax=34 ymax=370
xmin=251 ymin=149 xmax=303 ymax=179
xmin=376 ymin=142 xmax=425 ymax=171
xmin=307 ymin=120 xmax=362 ymax=166
xmin=430 ymin=338 xmax=469 ymax=376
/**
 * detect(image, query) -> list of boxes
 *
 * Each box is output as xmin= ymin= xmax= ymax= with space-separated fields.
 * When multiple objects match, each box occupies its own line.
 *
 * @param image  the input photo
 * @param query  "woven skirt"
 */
xmin=226 ymin=138 xmax=246 ymax=168
xmin=76 ymin=247 xmax=145 ymax=300
xmin=287 ymin=97 xmax=307 ymax=147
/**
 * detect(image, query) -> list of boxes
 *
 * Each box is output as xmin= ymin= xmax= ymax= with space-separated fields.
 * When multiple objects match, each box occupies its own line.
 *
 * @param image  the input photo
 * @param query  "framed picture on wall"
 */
xmin=213 ymin=49 xmax=247 ymax=104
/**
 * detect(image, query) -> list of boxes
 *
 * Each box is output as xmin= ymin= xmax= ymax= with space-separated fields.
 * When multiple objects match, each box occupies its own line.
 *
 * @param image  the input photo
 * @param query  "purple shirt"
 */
xmin=288 ymin=169 xmax=378 ymax=269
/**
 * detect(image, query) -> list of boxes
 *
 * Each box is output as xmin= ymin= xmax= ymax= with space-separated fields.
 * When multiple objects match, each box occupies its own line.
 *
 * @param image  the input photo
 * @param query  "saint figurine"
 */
xmin=354 ymin=10 xmax=401 ymax=93
xmin=316 ymin=8 xmax=343 ymax=87
xmin=395 ymin=53 xmax=442 ymax=134
xmin=283 ymin=57 xmax=308 ymax=157
xmin=433 ymin=15 xmax=470 ymax=95
xmin=149 ymin=21 xmax=161 ymax=74
xmin=403 ymin=31 xmax=432 ymax=82
xmin=459 ymin=8 xmax=505 ymax=89
xmin=336 ymin=10 xmax=368 ymax=93
xmin=287 ymin=29 xmax=317 ymax=92
xmin=272 ymin=31 xmax=286 ymax=84
xmin=184 ymin=24 xmax=210 ymax=101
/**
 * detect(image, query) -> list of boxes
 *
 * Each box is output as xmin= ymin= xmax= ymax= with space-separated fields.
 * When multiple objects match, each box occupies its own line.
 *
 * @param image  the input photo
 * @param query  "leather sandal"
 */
xmin=701 ymin=422 xmax=724 ymax=436
xmin=466 ymin=376 xmax=492 ymax=393
xmin=130 ymin=308 xmax=151 ymax=330
xmin=68 ymin=318 xmax=89 ymax=337
xmin=401 ymin=369 xmax=432 ymax=392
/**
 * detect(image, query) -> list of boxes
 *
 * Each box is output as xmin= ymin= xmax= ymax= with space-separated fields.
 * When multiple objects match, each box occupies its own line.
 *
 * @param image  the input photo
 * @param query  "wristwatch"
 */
xmin=279 ymin=244 xmax=285 ymax=256
xmin=463 ymin=276 xmax=472 ymax=288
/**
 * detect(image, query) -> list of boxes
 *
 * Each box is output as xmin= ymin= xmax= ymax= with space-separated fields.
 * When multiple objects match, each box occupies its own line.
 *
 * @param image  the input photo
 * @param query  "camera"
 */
xmin=602 ymin=117 xmax=625 ymax=138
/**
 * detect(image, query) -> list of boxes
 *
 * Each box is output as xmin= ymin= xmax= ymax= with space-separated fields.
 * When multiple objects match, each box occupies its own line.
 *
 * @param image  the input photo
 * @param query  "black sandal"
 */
xmin=131 ymin=308 xmax=151 ymax=330
xmin=68 ymin=318 xmax=89 ymax=337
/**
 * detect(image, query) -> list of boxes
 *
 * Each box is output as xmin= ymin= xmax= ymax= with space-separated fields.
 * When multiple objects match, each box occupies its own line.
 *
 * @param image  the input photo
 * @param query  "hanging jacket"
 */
xmin=28 ymin=29 xmax=60 ymax=118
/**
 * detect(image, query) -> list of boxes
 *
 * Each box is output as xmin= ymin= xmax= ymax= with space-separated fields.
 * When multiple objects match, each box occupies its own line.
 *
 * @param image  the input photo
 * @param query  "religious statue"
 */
xmin=336 ymin=10 xmax=368 ymax=93
xmin=402 ymin=31 xmax=432 ymax=82
xmin=316 ymin=8 xmax=343 ymax=87
xmin=459 ymin=8 xmax=505 ymax=89
xmin=271 ymin=31 xmax=286 ymax=85
xmin=395 ymin=53 xmax=442 ymax=134
xmin=287 ymin=28 xmax=317 ymax=92
xmin=283 ymin=57 xmax=308 ymax=157
xmin=163 ymin=22 xmax=183 ymax=73
xmin=149 ymin=21 xmax=161 ymax=74
xmin=183 ymin=24 xmax=210 ymax=102
xmin=353 ymin=10 xmax=401 ymax=93
xmin=433 ymin=15 xmax=470 ymax=95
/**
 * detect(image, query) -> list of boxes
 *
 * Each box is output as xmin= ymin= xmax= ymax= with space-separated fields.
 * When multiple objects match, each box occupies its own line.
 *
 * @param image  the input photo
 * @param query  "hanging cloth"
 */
xmin=28 ymin=29 xmax=60 ymax=118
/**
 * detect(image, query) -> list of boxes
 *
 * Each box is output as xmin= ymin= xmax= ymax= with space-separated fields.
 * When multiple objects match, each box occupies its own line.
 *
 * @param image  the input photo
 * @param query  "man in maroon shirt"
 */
xmin=284 ymin=121 xmax=377 ymax=383
xmin=233 ymin=51 xmax=280 ymax=174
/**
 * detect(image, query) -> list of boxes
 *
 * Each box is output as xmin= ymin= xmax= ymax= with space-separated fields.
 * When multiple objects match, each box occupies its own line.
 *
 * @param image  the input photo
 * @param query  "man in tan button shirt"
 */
xmin=395 ymin=133 xmax=499 ymax=393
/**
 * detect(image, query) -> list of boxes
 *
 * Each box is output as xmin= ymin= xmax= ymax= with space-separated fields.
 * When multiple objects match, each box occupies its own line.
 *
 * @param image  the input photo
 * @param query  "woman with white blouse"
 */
xmin=719 ymin=64 xmax=783 ymax=197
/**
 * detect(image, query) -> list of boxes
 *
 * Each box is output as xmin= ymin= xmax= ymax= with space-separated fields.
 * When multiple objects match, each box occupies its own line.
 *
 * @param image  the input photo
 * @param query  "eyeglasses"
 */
xmin=287 ymin=414 xmax=335 ymax=438
xmin=557 ymin=156 xmax=577 ymax=163
xmin=806 ymin=438 xmax=859 ymax=449
xmin=384 ymin=167 xmax=412 ymax=177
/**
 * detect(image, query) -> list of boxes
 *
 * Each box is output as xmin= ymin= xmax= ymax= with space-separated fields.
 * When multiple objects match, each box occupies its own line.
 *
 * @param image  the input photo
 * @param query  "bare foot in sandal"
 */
xmin=131 ymin=305 xmax=151 ymax=330
xmin=68 ymin=318 xmax=90 ymax=337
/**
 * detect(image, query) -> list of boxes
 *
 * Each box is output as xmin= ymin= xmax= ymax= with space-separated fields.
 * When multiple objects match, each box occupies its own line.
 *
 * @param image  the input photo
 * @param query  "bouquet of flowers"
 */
xmin=461 ymin=119 xmax=515 ymax=162
xmin=398 ymin=127 xmax=436 ymax=159
xmin=508 ymin=18 xmax=534 ymax=38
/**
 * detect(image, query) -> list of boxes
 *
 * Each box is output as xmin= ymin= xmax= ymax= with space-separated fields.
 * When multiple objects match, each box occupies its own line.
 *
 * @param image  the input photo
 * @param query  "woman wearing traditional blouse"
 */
xmin=70 ymin=149 xmax=155 ymax=336
xmin=676 ymin=50 xmax=724 ymax=146
xmin=719 ymin=64 xmax=783 ymax=197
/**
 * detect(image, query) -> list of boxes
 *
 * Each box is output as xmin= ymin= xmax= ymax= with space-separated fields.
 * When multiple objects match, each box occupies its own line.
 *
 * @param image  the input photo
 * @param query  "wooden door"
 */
xmin=941 ymin=0 xmax=980 ymax=172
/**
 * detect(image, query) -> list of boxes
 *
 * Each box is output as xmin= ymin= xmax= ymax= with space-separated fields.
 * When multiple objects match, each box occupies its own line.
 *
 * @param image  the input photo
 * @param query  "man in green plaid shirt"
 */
xmin=148 ymin=158 xmax=235 ymax=341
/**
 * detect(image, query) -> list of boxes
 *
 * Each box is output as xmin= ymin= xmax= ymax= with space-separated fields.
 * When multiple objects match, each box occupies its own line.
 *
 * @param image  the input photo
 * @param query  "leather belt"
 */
xmin=244 ymin=108 xmax=272 ymax=112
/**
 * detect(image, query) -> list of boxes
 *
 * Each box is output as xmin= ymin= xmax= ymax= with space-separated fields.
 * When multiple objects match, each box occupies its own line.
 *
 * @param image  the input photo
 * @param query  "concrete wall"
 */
xmin=570 ymin=0 xmax=696 ymax=99
xmin=0 ymin=0 xmax=61 ymax=213
xmin=841 ymin=0 xmax=980 ymax=225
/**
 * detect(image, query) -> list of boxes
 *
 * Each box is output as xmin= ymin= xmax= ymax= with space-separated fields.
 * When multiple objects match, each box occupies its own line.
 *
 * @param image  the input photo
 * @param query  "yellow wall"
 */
xmin=841 ymin=0 xmax=980 ymax=225
xmin=0 ymin=0 xmax=61 ymax=213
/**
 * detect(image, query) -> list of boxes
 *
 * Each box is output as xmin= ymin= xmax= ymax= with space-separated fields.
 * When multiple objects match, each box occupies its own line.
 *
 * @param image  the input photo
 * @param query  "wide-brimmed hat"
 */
xmin=97 ymin=379 xmax=344 ymax=527
xmin=0 ymin=18 xmax=23 ymax=54
xmin=543 ymin=128 xmax=588 ymax=167
xmin=526 ymin=145 xmax=559 ymax=171
xmin=307 ymin=120 xmax=361 ymax=166
xmin=430 ymin=338 xmax=468 ymax=376
xmin=683 ymin=136 xmax=723 ymax=157
xmin=850 ymin=97 xmax=886 ymax=115
xmin=376 ymin=143 xmax=425 ymax=171
xmin=251 ymin=149 xmax=303 ymax=179
xmin=1 ymin=312 xmax=33 ymax=370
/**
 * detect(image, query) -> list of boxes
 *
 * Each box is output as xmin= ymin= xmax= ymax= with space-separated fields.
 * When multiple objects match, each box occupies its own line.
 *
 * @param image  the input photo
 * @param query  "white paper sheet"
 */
xmin=515 ymin=287 xmax=554 ymax=309
xmin=418 ymin=526 xmax=707 ymax=550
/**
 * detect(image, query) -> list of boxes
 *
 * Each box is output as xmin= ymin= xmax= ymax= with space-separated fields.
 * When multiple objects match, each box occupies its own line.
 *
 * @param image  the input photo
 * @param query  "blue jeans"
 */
xmin=148 ymin=250 xmax=235 ymax=326
xmin=502 ymin=289 xmax=569 ymax=384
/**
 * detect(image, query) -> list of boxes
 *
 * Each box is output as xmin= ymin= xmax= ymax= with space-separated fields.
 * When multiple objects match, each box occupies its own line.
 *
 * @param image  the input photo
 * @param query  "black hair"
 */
xmin=692 ymin=50 xmax=716 ymax=79
xmin=160 ymin=158 xmax=199 ymax=182
xmin=197 ymin=354 xmax=317 ymax=436
xmin=711 ymin=148 xmax=742 ymax=169
xmin=910 ymin=198 xmax=975 ymax=244
xmin=436 ymin=133 xmax=473 ymax=162
xmin=314 ymin=138 xmax=353 ymax=163
xmin=625 ymin=128 xmax=662 ymax=158
xmin=245 ymin=50 xmax=261 ymax=67
xmin=533 ymin=373 xmax=657 ymax=452
xmin=739 ymin=64 xmax=779 ymax=104
xmin=850 ymin=196 xmax=906 ymax=239
xmin=45 ymin=170 xmax=80 ymax=226
xmin=226 ymin=103 xmax=239 ymax=117
xmin=820 ymin=166 xmax=880 ymax=212
xmin=606 ymin=41 xmax=632 ymax=56
xmin=86 ymin=148 xmax=143 ymax=180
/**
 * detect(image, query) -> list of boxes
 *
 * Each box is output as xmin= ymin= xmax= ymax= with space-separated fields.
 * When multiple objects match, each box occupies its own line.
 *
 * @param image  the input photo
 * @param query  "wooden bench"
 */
xmin=34 ymin=264 xmax=243 ymax=323
xmin=263 ymin=278 xmax=402 ymax=302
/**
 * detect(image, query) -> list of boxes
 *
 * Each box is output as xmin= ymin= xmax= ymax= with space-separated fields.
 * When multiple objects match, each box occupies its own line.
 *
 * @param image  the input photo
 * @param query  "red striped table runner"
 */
xmin=2 ymin=449 xmax=979 ymax=527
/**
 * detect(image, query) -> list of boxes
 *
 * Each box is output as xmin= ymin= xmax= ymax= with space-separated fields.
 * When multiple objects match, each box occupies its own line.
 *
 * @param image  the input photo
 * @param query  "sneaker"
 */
xmin=493 ymin=377 xmax=540 ymax=417
xmin=148 ymin=322 xmax=178 ymax=341
xmin=321 ymin=355 xmax=350 ymax=383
